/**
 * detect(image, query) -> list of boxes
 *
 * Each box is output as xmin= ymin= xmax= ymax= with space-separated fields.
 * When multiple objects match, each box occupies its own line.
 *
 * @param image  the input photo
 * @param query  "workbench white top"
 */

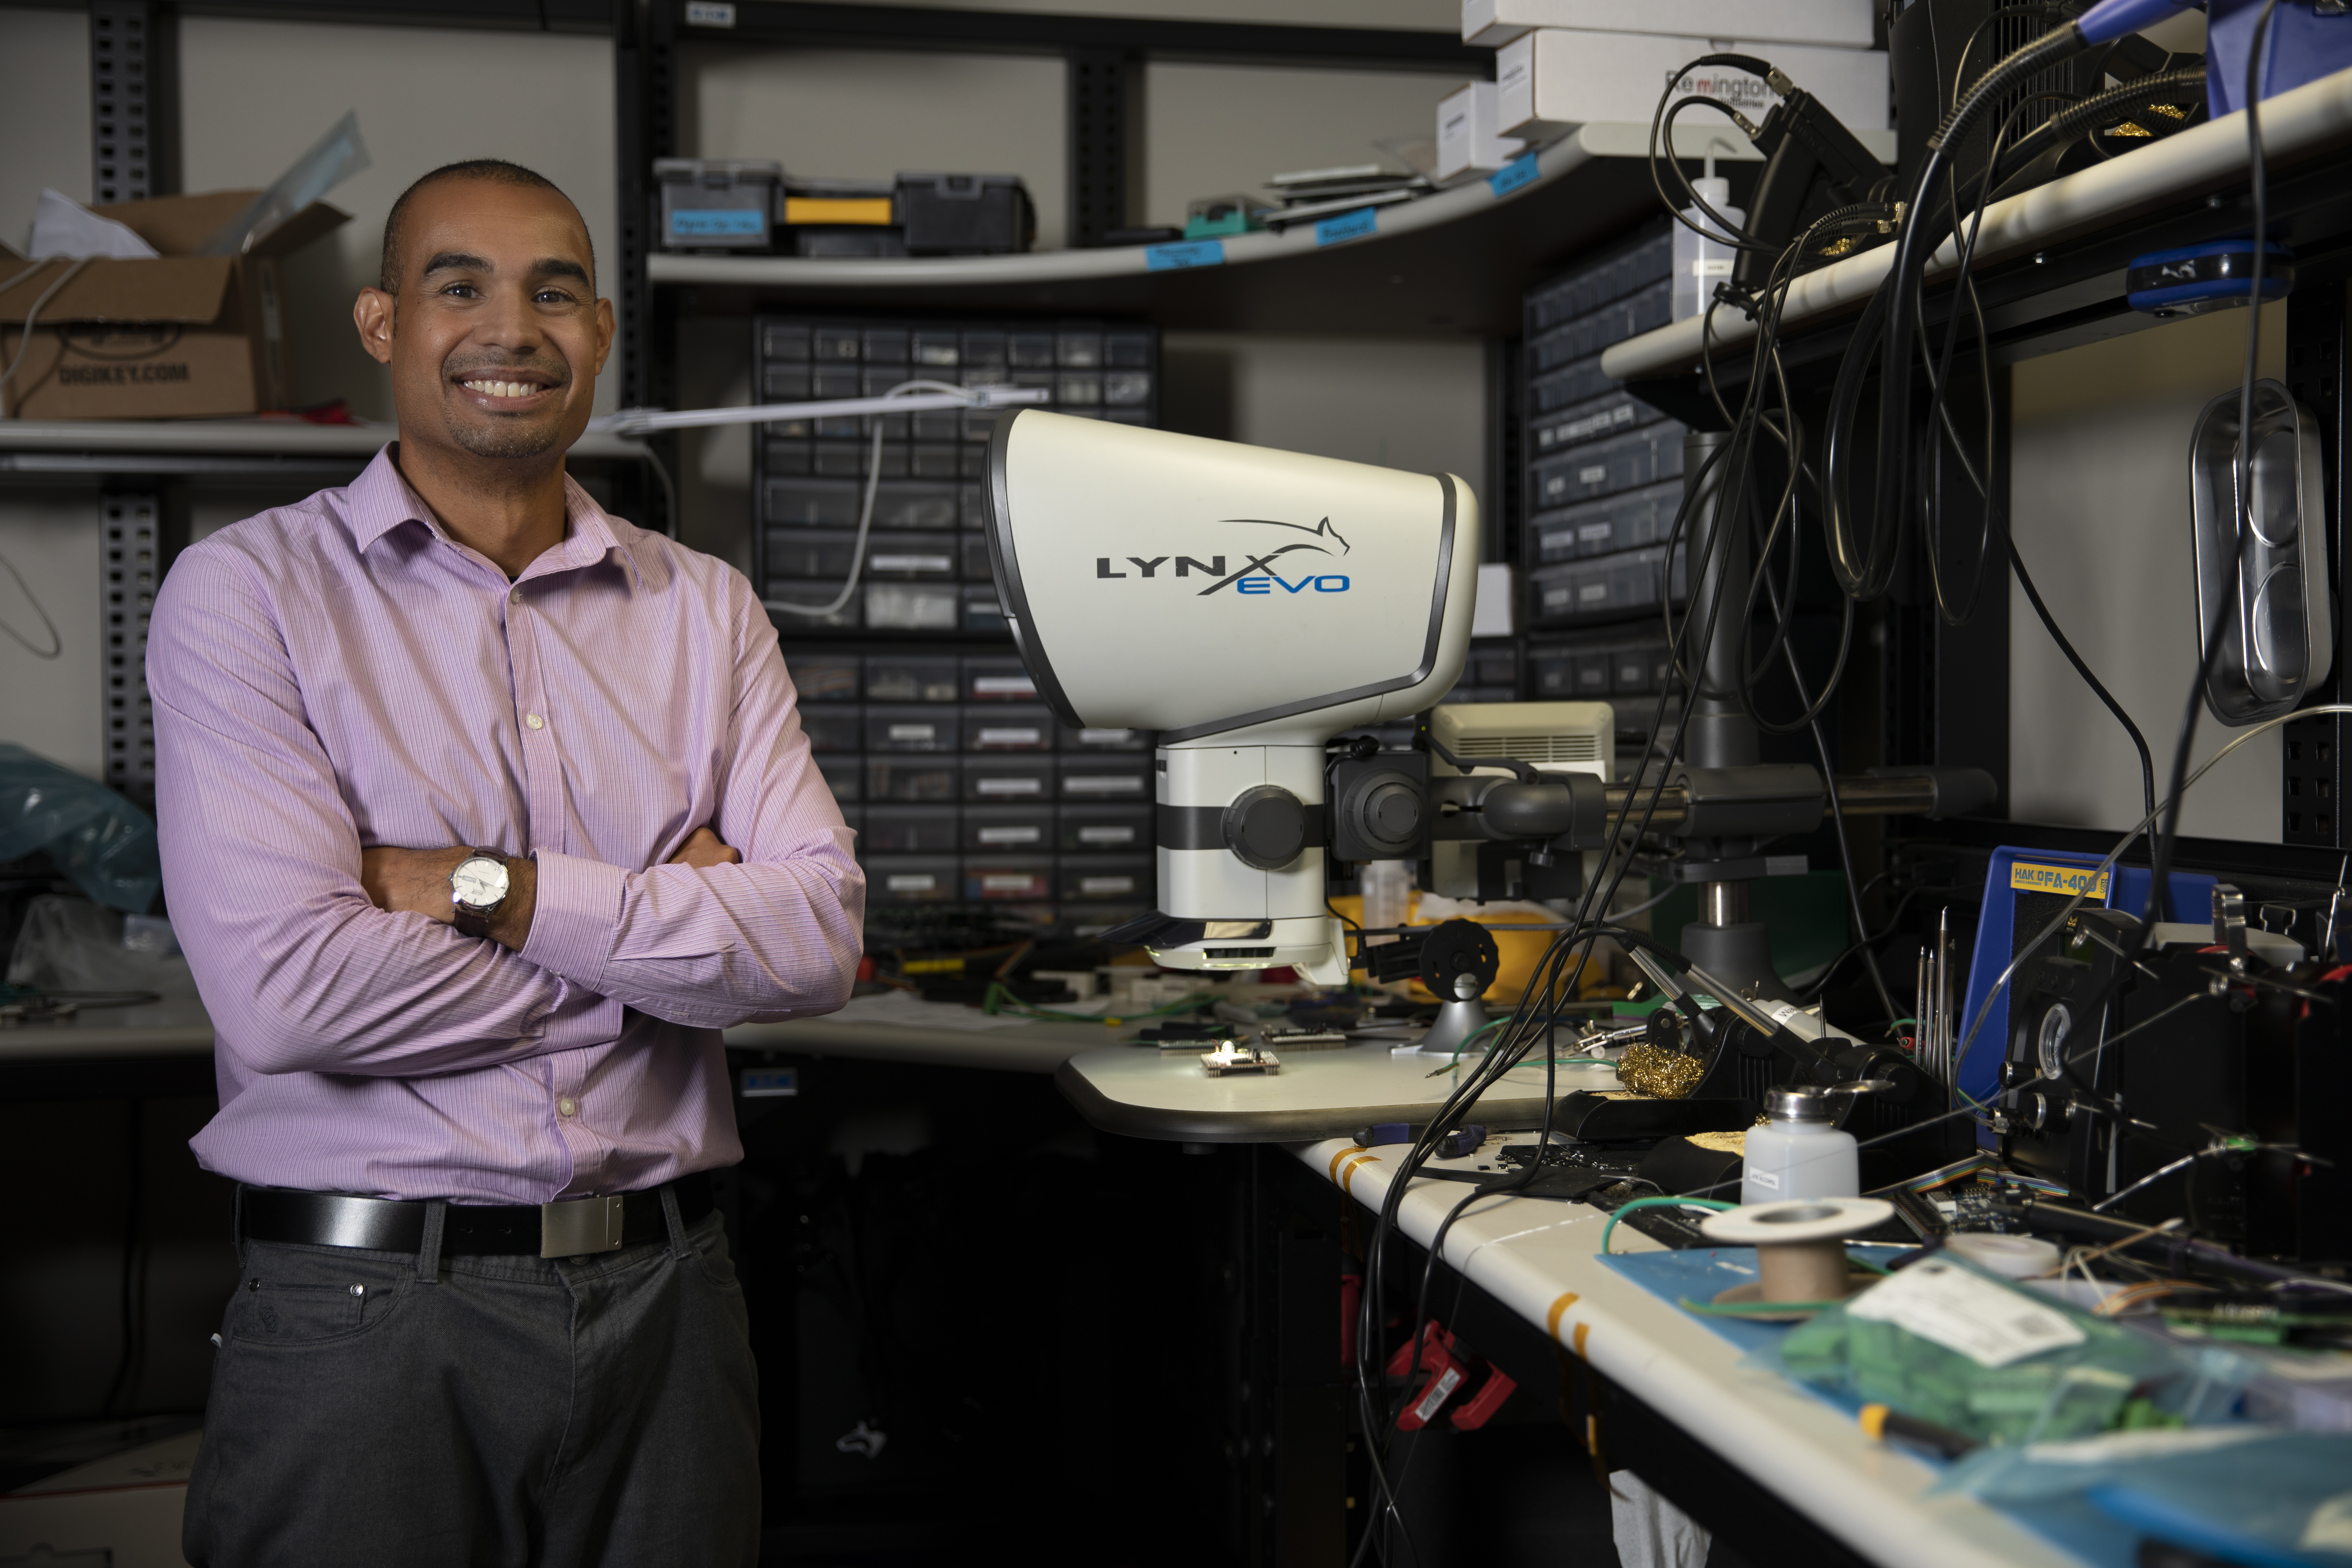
xmin=1058 ymin=1038 xmax=1619 ymax=1141
xmin=1296 ymin=1138 xmax=2087 ymax=1568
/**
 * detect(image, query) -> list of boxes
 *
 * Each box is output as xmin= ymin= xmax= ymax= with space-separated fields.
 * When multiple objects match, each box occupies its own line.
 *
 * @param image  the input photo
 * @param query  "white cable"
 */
xmin=0 ymin=547 xmax=62 ymax=659
xmin=770 ymin=379 xmax=971 ymax=619
xmin=0 ymin=256 xmax=93 ymax=412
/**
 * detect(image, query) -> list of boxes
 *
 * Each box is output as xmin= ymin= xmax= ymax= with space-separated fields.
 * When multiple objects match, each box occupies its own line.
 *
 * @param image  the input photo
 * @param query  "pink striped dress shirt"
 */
xmin=148 ymin=446 xmax=864 ymax=1204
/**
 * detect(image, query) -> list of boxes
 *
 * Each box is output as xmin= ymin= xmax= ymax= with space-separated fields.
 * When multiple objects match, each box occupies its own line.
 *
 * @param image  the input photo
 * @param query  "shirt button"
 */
xmin=510 ymin=588 xmax=523 ymax=605
xmin=557 ymin=1096 xmax=578 ymax=1117
xmin=526 ymin=713 xmax=545 ymax=730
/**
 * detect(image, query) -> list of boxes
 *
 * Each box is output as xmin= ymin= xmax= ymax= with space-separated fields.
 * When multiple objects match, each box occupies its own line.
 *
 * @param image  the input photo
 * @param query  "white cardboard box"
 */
xmin=1495 ymin=29 xmax=1889 ymax=135
xmin=1464 ymin=0 xmax=1877 ymax=50
xmin=1435 ymin=80 xmax=1529 ymax=179
xmin=0 ymin=1430 xmax=197 ymax=1568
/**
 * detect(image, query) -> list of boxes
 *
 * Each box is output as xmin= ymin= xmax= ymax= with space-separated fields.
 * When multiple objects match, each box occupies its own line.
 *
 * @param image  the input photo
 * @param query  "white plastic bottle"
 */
xmin=1672 ymin=167 xmax=1746 ymax=324
xmin=1740 ymin=1086 xmax=1859 ymax=1205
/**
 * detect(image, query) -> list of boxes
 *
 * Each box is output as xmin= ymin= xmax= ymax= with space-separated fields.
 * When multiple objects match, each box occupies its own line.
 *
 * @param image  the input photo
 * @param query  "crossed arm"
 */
xmin=149 ymin=547 xmax=863 ymax=1079
xmin=358 ymin=827 xmax=743 ymax=949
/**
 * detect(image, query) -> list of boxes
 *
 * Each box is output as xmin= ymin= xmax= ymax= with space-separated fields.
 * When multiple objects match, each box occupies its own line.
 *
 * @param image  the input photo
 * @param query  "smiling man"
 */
xmin=149 ymin=160 xmax=862 ymax=1566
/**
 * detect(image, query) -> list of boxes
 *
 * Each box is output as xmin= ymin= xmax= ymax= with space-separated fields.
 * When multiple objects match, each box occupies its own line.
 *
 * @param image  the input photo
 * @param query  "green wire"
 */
xmin=1421 ymin=1013 xmax=1520 ymax=1076
xmin=1600 ymin=1196 xmax=1736 ymax=1254
xmin=1674 ymin=1295 xmax=1847 ymax=1316
xmin=980 ymin=980 xmax=1217 ymax=1026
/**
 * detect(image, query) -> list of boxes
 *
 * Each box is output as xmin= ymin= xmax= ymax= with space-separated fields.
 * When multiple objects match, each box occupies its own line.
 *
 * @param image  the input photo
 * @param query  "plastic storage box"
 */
xmin=896 ymin=173 xmax=1034 ymax=255
xmin=654 ymin=159 xmax=778 ymax=251
xmin=865 ymin=805 xmax=962 ymax=854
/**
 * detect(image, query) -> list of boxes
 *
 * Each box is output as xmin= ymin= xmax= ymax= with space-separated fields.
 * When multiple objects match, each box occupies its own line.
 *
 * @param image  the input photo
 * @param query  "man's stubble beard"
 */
xmin=449 ymin=415 xmax=568 ymax=461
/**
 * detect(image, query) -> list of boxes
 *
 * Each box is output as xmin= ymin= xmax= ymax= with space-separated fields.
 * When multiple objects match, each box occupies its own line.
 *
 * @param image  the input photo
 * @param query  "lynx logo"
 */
xmin=1092 ymin=517 xmax=1352 ymax=595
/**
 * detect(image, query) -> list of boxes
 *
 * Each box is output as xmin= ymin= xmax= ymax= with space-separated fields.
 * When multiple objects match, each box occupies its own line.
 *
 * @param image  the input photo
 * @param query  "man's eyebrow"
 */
xmin=532 ymin=258 xmax=591 ymax=285
xmin=420 ymin=251 xmax=493 ymax=277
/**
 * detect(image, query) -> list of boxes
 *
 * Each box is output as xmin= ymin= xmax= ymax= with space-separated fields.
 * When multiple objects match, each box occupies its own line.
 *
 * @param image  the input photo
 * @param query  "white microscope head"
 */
xmin=982 ymin=410 xmax=1476 ymax=746
xmin=983 ymin=410 xmax=1479 ymax=983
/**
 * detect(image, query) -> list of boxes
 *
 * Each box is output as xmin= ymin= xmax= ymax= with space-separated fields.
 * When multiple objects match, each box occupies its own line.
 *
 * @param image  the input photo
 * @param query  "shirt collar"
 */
xmin=344 ymin=443 xmax=645 ymax=588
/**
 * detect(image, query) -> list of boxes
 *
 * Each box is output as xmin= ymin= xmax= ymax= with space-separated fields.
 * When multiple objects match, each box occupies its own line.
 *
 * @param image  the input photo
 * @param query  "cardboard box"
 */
xmin=1495 ymin=28 xmax=1889 ymax=134
xmin=1463 ymin=0 xmax=1876 ymax=50
xmin=1435 ymin=80 xmax=1528 ymax=179
xmin=0 ymin=189 xmax=348 ymax=420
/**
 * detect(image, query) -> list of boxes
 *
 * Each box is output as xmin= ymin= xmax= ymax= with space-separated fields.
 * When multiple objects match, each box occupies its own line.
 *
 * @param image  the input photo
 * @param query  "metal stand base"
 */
xmin=1419 ymin=994 xmax=1492 ymax=1057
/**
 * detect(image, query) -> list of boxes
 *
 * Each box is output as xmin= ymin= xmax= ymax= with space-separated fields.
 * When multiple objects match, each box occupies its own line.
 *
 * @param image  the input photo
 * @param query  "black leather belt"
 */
xmin=238 ymin=1172 xmax=714 ymax=1259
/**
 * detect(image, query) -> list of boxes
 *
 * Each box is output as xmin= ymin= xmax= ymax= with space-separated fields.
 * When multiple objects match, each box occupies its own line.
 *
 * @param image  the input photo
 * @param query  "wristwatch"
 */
xmin=449 ymin=848 xmax=511 ymax=939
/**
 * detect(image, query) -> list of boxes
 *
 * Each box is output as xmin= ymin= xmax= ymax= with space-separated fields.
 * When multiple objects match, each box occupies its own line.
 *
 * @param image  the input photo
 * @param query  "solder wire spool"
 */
xmin=1700 ymin=1196 xmax=1893 ymax=1314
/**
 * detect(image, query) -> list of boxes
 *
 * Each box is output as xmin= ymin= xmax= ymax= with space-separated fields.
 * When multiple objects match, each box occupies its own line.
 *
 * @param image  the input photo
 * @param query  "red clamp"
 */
xmin=1383 ymin=1320 xmax=1518 ymax=1432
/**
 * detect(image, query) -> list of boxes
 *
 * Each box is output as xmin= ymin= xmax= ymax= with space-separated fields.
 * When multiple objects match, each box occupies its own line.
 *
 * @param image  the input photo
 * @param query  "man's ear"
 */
xmin=354 ymin=287 xmax=396 ymax=367
xmin=592 ymin=296 xmax=615 ymax=377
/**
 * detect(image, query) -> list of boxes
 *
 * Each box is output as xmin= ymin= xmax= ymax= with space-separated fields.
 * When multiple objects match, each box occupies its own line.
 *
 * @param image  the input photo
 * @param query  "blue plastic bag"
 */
xmin=0 ymin=743 xmax=161 ymax=913
xmin=1942 ymin=1427 xmax=2352 ymax=1567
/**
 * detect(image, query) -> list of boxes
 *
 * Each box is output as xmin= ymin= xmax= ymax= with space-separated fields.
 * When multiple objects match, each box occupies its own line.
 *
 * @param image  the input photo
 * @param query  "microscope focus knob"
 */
xmin=1224 ymin=785 xmax=1308 ymax=870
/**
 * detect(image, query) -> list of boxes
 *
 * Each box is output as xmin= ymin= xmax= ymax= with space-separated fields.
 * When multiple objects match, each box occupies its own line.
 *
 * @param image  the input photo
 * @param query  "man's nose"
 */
xmin=474 ymin=285 xmax=548 ymax=351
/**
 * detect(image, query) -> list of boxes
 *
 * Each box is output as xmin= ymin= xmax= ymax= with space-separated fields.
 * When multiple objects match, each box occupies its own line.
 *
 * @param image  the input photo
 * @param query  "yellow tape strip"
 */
xmin=783 ymin=196 xmax=894 ymax=225
xmin=1572 ymin=1321 xmax=1591 ymax=1360
xmin=1547 ymin=1292 xmax=1581 ymax=1342
xmin=1338 ymin=1153 xmax=1380 ymax=1195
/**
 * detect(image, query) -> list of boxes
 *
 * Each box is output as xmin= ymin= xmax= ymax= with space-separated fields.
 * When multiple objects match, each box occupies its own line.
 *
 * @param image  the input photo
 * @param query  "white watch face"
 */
xmin=451 ymin=856 xmax=509 ymax=910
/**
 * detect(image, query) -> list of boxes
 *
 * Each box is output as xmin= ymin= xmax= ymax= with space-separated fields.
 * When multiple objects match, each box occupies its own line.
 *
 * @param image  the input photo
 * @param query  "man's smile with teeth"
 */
xmin=461 ymin=378 xmax=547 ymax=397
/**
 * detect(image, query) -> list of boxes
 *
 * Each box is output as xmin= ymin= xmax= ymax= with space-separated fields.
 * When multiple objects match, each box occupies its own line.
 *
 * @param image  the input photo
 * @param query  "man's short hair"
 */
xmin=378 ymin=160 xmax=594 ymax=293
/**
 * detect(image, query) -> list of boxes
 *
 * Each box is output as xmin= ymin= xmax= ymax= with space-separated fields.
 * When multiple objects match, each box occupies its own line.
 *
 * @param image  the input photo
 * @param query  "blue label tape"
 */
xmin=739 ymin=1067 xmax=799 ymax=1098
xmin=670 ymin=208 xmax=766 ymax=238
xmin=1315 ymin=208 xmax=1379 ymax=247
xmin=1144 ymin=239 xmax=1226 ymax=271
xmin=1489 ymin=154 xmax=1540 ymax=197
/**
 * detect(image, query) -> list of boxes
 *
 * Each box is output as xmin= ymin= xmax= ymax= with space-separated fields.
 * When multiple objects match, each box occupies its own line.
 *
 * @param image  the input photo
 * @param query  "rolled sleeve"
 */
xmin=519 ymin=848 xmax=629 ymax=992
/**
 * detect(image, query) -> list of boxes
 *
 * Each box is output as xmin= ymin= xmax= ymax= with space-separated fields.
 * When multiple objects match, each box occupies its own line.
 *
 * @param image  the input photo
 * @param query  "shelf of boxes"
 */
xmin=762 ymin=314 xmax=1159 ymax=943
xmin=791 ymin=650 xmax=1156 ymax=941
xmin=755 ymin=315 xmax=1157 ymax=635
xmin=1516 ymin=224 xmax=1684 ymax=776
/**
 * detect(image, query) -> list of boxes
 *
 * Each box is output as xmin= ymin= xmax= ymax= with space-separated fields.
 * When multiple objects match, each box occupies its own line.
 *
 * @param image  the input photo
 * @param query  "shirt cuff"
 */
xmin=520 ymin=849 xmax=626 ymax=992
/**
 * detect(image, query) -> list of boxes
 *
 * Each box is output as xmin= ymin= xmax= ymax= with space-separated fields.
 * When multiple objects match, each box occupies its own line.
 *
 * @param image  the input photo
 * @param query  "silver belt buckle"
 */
xmin=540 ymin=1195 xmax=626 ymax=1258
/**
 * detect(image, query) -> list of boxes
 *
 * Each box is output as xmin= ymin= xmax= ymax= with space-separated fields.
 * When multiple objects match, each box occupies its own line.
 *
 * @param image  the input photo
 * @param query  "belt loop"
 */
xmin=658 ymin=1184 xmax=688 ymax=1260
xmin=417 ymin=1199 xmax=447 ymax=1284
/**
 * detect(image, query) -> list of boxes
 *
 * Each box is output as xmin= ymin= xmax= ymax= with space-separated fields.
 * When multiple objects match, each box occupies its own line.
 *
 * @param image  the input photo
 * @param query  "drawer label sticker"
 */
xmin=1145 ymin=240 xmax=1226 ymax=271
xmin=1489 ymin=153 xmax=1540 ymax=197
xmin=1315 ymin=208 xmax=1379 ymax=247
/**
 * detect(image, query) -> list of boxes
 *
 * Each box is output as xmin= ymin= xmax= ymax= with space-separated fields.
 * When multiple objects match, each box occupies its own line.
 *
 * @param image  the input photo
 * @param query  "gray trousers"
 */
xmin=184 ymin=1192 xmax=760 ymax=1568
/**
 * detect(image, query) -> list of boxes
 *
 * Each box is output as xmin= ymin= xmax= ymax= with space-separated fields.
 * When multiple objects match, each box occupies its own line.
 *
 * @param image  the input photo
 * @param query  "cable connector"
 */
xmin=1766 ymin=67 xmax=1797 ymax=97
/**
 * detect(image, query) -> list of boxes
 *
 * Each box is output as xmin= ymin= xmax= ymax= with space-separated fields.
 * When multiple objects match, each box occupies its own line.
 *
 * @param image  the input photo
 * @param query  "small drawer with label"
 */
xmin=965 ymin=855 xmax=1054 ymax=903
xmin=962 ymin=704 xmax=1056 ymax=751
xmin=1058 ymin=757 xmax=1150 ymax=802
xmin=787 ymin=652 xmax=860 ymax=704
xmin=865 ymin=804 xmax=962 ymax=854
xmin=866 ymin=758 xmax=958 ymax=803
xmin=861 ymin=532 xmax=959 ymax=581
xmin=864 ymin=704 xmax=959 ymax=753
xmin=962 ymin=657 xmax=1037 ymax=702
xmin=867 ymin=855 xmax=960 ymax=905
xmin=1058 ymin=854 xmax=1152 ymax=903
xmin=864 ymin=656 xmax=958 ymax=705
xmin=1058 ymin=804 xmax=1150 ymax=853
xmin=1060 ymin=723 xmax=1147 ymax=751
xmin=866 ymin=583 xmax=961 ymax=631
xmin=964 ymin=756 xmax=1054 ymax=803
xmin=964 ymin=805 xmax=1052 ymax=852
xmin=800 ymin=709 xmax=861 ymax=753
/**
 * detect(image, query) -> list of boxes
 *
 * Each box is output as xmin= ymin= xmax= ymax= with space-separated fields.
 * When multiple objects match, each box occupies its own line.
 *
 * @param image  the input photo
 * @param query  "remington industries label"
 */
xmin=2009 ymin=862 xmax=2109 ymax=898
xmin=59 ymin=362 xmax=193 ymax=385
